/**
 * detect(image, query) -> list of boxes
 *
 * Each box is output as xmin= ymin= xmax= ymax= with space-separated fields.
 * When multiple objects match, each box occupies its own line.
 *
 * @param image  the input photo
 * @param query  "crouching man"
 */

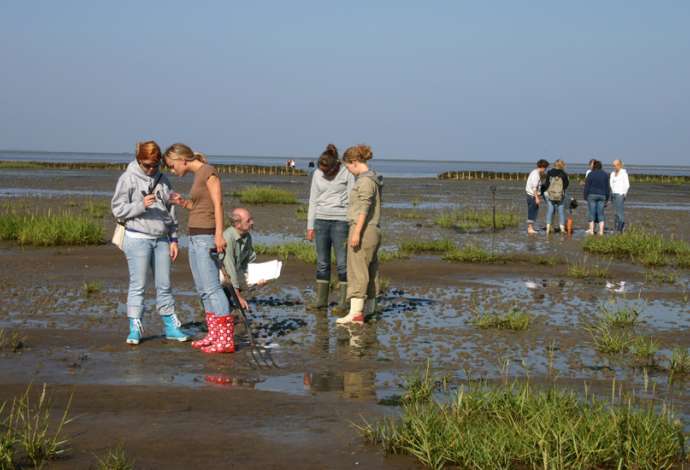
xmin=222 ymin=207 xmax=268 ymax=310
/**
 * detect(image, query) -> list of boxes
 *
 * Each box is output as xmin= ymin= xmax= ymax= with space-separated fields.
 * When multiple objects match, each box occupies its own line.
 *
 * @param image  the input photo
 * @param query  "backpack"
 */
xmin=546 ymin=175 xmax=564 ymax=202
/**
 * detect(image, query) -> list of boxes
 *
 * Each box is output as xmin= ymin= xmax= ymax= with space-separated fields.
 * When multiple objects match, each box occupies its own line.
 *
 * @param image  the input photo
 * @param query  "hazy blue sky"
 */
xmin=1 ymin=1 xmax=689 ymax=164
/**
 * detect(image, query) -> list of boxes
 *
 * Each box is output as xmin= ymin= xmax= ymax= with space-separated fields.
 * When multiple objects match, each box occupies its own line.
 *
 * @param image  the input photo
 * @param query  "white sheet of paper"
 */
xmin=246 ymin=260 xmax=282 ymax=286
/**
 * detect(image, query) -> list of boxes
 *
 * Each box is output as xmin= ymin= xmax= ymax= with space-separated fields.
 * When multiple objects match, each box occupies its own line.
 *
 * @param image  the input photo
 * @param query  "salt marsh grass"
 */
xmin=96 ymin=445 xmax=135 ymax=470
xmin=434 ymin=209 xmax=519 ymax=231
xmin=82 ymin=281 xmax=103 ymax=297
xmin=601 ymin=305 xmax=640 ymax=328
xmin=357 ymin=369 xmax=686 ymax=469
xmin=566 ymin=259 xmax=609 ymax=279
xmin=0 ymin=384 xmax=74 ymax=469
xmin=255 ymin=242 xmax=316 ymax=264
xmin=294 ymin=204 xmax=308 ymax=220
xmin=0 ymin=208 xmax=104 ymax=246
xmin=630 ymin=336 xmax=660 ymax=366
xmin=669 ymin=348 xmax=690 ymax=376
xmin=233 ymin=186 xmax=298 ymax=204
xmin=398 ymin=239 xmax=455 ymax=254
xmin=644 ymin=269 xmax=678 ymax=284
xmin=0 ymin=329 xmax=25 ymax=353
xmin=442 ymin=245 xmax=556 ymax=266
xmin=472 ymin=307 xmax=531 ymax=331
xmin=586 ymin=322 xmax=632 ymax=354
xmin=583 ymin=227 xmax=690 ymax=267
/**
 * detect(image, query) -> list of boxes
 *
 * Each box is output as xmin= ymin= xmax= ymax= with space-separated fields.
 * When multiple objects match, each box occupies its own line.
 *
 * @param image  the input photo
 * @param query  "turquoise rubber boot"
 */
xmin=162 ymin=314 xmax=190 ymax=342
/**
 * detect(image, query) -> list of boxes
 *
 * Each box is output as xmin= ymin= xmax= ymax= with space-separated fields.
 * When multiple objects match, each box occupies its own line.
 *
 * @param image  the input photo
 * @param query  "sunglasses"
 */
xmin=139 ymin=161 xmax=160 ymax=170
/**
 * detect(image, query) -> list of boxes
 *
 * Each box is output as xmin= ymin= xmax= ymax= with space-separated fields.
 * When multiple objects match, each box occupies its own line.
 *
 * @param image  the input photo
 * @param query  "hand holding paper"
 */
xmin=246 ymin=260 xmax=282 ymax=286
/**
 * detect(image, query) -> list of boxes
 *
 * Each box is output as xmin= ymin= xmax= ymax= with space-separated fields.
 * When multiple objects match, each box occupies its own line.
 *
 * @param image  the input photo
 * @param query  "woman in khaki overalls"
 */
xmin=337 ymin=145 xmax=382 ymax=325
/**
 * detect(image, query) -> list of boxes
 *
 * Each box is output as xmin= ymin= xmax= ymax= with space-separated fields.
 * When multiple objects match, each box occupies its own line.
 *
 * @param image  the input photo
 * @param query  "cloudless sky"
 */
xmin=1 ymin=1 xmax=689 ymax=164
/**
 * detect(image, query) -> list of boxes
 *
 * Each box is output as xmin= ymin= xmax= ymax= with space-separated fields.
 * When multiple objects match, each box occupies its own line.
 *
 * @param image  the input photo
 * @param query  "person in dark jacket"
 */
xmin=541 ymin=159 xmax=569 ymax=234
xmin=583 ymin=160 xmax=610 ymax=235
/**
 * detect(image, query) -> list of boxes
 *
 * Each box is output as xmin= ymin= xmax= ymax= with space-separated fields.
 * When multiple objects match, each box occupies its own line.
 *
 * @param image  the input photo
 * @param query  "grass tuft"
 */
xmin=630 ymin=336 xmax=660 ymax=365
xmin=669 ymin=348 xmax=690 ymax=376
xmin=357 ymin=369 xmax=686 ymax=469
xmin=0 ymin=384 xmax=74 ymax=469
xmin=233 ymin=186 xmax=298 ymax=204
xmin=0 ymin=329 xmax=26 ymax=353
xmin=601 ymin=305 xmax=640 ymax=328
xmin=82 ymin=281 xmax=103 ymax=297
xmin=586 ymin=322 xmax=632 ymax=354
xmin=399 ymin=239 xmax=455 ymax=254
xmin=435 ymin=209 xmax=519 ymax=231
xmin=0 ymin=207 xmax=104 ymax=246
xmin=96 ymin=445 xmax=135 ymax=470
xmin=566 ymin=259 xmax=609 ymax=279
xmin=644 ymin=270 xmax=677 ymax=284
xmin=583 ymin=227 xmax=690 ymax=267
xmin=472 ymin=307 xmax=531 ymax=331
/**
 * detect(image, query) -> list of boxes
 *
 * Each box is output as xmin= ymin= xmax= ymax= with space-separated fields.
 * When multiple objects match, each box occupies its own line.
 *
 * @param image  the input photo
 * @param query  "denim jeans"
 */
xmin=587 ymin=194 xmax=606 ymax=223
xmin=314 ymin=219 xmax=349 ymax=282
xmin=612 ymin=194 xmax=625 ymax=231
xmin=545 ymin=195 xmax=566 ymax=226
xmin=526 ymin=195 xmax=539 ymax=225
xmin=188 ymin=234 xmax=230 ymax=317
xmin=123 ymin=235 xmax=174 ymax=319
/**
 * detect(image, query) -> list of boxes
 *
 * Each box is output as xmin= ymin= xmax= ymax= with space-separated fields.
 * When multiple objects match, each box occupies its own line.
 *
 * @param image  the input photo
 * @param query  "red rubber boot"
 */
xmin=200 ymin=315 xmax=235 ymax=354
xmin=192 ymin=313 xmax=217 ymax=349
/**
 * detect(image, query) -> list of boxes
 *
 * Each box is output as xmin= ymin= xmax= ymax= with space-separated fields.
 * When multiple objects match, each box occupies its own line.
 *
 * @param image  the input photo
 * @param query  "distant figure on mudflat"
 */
xmin=525 ymin=159 xmax=549 ymax=235
xmin=610 ymin=159 xmax=630 ymax=233
xmin=584 ymin=160 xmax=610 ymax=235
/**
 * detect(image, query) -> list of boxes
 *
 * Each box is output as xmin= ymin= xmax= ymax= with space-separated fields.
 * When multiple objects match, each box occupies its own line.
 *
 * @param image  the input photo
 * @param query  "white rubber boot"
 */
xmin=336 ymin=298 xmax=364 ymax=324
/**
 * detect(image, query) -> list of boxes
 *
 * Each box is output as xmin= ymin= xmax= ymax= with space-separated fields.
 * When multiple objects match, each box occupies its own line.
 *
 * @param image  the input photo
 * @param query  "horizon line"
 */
xmin=0 ymin=148 xmax=688 ymax=168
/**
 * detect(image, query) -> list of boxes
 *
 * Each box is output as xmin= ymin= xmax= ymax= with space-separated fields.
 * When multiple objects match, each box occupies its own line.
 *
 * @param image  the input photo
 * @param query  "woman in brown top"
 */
xmin=164 ymin=143 xmax=234 ymax=354
xmin=337 ymin=144 xmax=382 ymax=325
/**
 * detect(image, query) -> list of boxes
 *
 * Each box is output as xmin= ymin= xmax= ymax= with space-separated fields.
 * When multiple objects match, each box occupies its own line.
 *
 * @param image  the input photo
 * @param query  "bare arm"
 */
xmin=206 ymin=175 xmax=227 ymax=252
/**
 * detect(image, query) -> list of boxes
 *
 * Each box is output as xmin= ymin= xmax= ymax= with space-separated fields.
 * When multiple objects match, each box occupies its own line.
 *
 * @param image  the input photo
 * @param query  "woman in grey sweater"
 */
xmin=306 ymin=144 xmax=355 ymax=312
xmin=111 ymin=141 xmax=188 ymax=345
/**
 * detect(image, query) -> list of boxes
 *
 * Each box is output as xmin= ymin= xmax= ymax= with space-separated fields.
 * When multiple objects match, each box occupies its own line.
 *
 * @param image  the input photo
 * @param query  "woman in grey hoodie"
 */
xmin=111 ymin=141 xmax=188 ymax=345
xmin=306 ymin=144 xmax=355 ymax=312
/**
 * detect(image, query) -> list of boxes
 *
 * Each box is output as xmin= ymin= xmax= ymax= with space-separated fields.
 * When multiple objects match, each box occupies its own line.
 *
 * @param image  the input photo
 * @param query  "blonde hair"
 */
xmin=342 ymin=144 xmax=373 ymax=163
xmin=554 ymin=159 xmax=566 ymax=170
xmin=163 ymin=143 xmax=208 ymax=164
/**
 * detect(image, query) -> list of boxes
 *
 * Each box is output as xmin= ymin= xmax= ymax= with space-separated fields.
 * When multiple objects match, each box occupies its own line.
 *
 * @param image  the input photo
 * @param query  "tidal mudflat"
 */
xmin=0 ymin=168 xmax=688 ymax=468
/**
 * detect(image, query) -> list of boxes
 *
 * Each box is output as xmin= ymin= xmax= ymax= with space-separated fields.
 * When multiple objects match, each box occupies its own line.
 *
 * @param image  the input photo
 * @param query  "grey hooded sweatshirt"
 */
xmin=111 ymin=161 xmax=179 ymax=240
xmin=307 ymin=165 xmax=355 ymax=230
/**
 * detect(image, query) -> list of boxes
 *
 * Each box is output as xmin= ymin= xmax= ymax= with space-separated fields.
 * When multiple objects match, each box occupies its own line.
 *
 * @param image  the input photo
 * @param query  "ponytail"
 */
xmin=193 ymin=152 xmax=208 ymax=164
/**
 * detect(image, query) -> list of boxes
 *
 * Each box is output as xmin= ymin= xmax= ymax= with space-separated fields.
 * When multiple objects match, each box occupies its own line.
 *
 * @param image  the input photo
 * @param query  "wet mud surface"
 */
xmin=0 ymin=168 xmax=689 ymax=467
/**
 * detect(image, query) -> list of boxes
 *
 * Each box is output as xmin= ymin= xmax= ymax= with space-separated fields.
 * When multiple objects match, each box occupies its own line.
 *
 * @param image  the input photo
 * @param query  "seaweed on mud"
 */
xmin=252 ymin=318 xmax=307 ymax=339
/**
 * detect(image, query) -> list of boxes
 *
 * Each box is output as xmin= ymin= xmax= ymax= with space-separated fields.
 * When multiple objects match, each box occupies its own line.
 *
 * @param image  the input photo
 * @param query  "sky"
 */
xmin=1 ymin=1 xmax=689 ymax=164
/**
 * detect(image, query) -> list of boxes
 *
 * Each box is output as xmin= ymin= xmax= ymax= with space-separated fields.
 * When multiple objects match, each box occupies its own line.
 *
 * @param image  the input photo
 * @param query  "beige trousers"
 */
xmin=346 ymin=225 xmax=380 ymax=300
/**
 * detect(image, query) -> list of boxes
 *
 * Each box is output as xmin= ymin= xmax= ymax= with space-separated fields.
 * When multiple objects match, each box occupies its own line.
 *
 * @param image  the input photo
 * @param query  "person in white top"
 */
xmin=610 ymin=159 xmax=630 ymax=232
xmin=584 ymin=158 xmax=596 ymax=178
xmin=525 ymin=159 xmax=549 ymax=235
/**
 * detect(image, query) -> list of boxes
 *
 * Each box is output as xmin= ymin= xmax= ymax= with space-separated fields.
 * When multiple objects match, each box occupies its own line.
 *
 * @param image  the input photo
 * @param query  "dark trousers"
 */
xmin=526 ymin=195 xmax=539 ymax=225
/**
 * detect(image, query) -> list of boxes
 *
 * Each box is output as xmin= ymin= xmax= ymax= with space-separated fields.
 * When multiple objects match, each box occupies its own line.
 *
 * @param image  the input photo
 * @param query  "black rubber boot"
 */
xmin=306 ymin=280 xmax=329 ymax=311
xmin=331 ymin=282 xmax=349 ymax=315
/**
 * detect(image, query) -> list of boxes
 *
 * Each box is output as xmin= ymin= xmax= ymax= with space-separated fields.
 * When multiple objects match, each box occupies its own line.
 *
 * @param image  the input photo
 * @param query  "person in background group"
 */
xmin=306 ymin=144 xmax=355 ymax=313
xmin=583 ymin=160 xmax=610 ymax=235
xmin=164 ymin=143 xmax=234 ymax=354
xmin=585 ymin=158 xmax=596 ymax=178
xmin=610 ymin=159 xmax=630 ymax=232
xmin=337 ymin=144 xmax=382 ymax=325
xmin=111 ymin=141 xmax=188 ymax=345
xmin=525 ymin=159 xmax=549 ymax=235
xmin=541 ymin=159 xmax=570 ymax=234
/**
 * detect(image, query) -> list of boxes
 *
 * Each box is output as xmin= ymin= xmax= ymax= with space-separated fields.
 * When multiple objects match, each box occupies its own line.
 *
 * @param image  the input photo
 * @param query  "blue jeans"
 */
xmin=545 ymin=195 xmax=566 ymax=226
xmin=526 ymin=195 xmax=539 ymax=225
xmin=123 ymin=235 xmax=174 ymax=319
xmin=315 ymin=219 xmax=349 ymax=282
xmin=188 ymin=234 xmax=230 ymax=317
xmin=612 ymin=194 xmax=625 ymax=231
xmin=587 ymin=194 xmax=606 ymax=223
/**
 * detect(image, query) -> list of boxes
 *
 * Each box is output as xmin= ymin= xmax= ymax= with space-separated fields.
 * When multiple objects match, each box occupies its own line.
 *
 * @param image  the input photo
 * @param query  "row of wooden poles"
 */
xmin=2 ymin=161 xmax=687 ymax=183
xmin=0 ymin=161 xmax=306 ymax=177
xmin=438 ymin=170 xmax=690 ymax=184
